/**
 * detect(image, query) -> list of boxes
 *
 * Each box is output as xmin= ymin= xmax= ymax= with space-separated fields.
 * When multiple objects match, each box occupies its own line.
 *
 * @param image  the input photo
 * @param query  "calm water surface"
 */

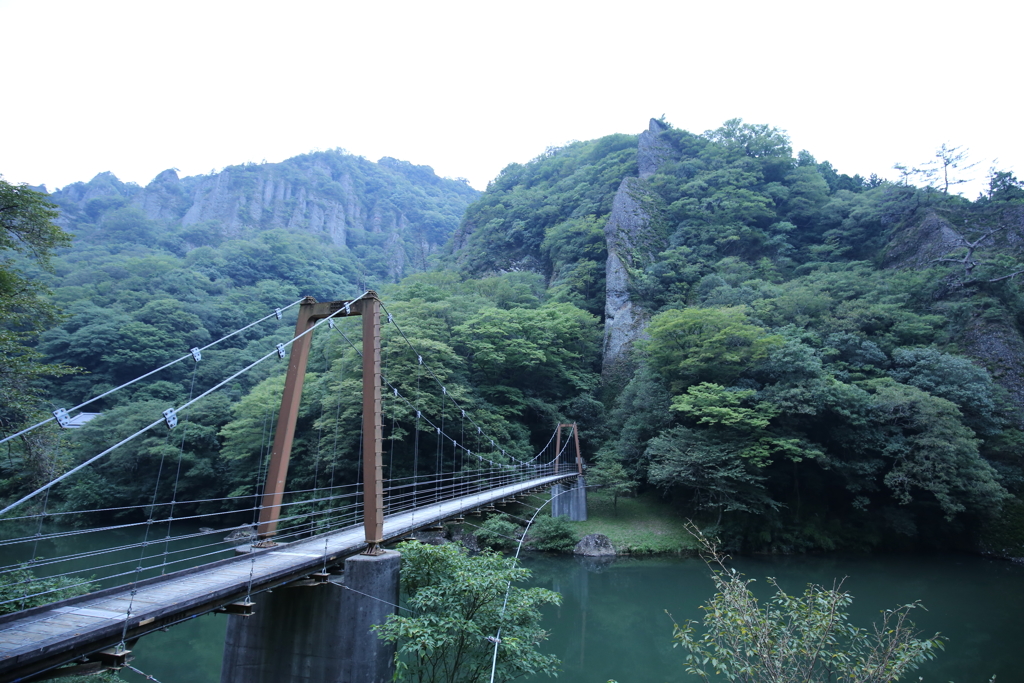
xmin=115 ymin=551 xmax=1024 ymax=682
xmin=119 ymin=552 xmax=1024 ymax=679
xmin=521 ymin=552 xmax=1024 ymax=683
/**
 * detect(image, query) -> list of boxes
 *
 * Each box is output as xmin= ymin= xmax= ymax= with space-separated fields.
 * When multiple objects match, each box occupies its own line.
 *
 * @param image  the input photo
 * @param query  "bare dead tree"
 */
xmin=932 ymin=226 xmax=1001 ymax=280
xmin=932 ymin=221 xmax=1024 ymax=283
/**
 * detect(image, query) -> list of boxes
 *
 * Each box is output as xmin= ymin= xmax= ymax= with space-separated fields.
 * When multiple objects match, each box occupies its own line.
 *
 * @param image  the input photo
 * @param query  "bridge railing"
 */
xmin=0 ymin=461 xmax=578 ymax=614
xmin=381 ymin=460 xmax=578 ymax=515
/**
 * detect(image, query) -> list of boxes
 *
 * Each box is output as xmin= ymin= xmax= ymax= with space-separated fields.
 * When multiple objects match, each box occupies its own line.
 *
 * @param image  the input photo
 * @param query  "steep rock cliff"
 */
xmin=52 ymin=151 xmax=478 ymax=283
xmin=637 ymin=118 xmax=672 ymax=179
xmin=885 ymin=209 xmax=1024 ymax=420
xmin=884 ymin=211 xmax=964 ymax=270
xmin=602 ymin=119 xmax=669 ymax=374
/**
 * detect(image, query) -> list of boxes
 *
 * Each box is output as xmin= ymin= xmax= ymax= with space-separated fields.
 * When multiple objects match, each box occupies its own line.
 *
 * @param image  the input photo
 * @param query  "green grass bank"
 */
xmin=563 ymin=490 xmax=701 ymax=555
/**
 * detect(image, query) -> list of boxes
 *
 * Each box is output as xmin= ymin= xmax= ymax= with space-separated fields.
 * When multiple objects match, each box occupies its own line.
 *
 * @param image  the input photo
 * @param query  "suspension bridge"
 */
xmin=0 ymin=292 xmax=588 ymax=683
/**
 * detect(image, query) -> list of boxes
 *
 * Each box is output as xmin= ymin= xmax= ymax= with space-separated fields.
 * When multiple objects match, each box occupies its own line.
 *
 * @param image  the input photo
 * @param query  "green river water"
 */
xmin=111 ymin=549 xmax=1023 ymax=682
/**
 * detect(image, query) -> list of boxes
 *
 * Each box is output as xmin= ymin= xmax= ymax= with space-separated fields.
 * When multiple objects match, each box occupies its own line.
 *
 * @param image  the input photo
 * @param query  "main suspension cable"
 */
xmin=1 ymin=294 xmax=370 ymax=517
xmin=0 ymin=298 xmax=307 ymax=447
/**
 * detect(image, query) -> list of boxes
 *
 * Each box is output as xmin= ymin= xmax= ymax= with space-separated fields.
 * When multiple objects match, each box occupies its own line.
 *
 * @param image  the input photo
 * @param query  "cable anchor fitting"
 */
xmin=162 ymin=408 xmax=178 ymax=429
xmin=276 ymin=344 xmax=287 ymax=359
xmin=53 ymin=407 xmax=72 ymax=429
xmin=190 ymin=347 xmax=202 ymax=362
xmin=275 ymin=308 xmax=283 ymax=320
xmin=327 ymin=318 xmax=335 ymax=329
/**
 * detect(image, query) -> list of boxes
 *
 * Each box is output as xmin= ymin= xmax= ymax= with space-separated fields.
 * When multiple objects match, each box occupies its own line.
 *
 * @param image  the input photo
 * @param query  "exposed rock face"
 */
xmin=180 ymin=164 xmax=398 ymax=247
xmin=180 ymin=163 xmax=371 ymax=245
xmin=603 ymin=179 xmax=652 ymax=369
xmin=962 ymin=318 xmax=1024 ymax=418
xmin=449 ymin=528 xmax=481 ymax=553
xmin=603 ymin=119 xmax=670 ymax=375
xmin=884 ymin=211 xmax=964 ymax=269
xmin=55 ymin=171 xmax=127 ymax=205
xmin=637 ymin=118 xmax=672 ymax=179
xmin=883 ymin=210 xmax=1024 ymax=422
xmin=136 ymin=169 xmax=189 ymax=222
xmin=52 ymin=151 xmax=478 ymax=283
xmin=573 ymin=533 xmax=616 ymax=556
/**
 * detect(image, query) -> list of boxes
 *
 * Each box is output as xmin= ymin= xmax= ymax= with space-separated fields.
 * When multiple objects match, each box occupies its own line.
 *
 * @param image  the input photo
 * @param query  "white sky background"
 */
xmin=0 ymin=0 xmax=1019 ymax=198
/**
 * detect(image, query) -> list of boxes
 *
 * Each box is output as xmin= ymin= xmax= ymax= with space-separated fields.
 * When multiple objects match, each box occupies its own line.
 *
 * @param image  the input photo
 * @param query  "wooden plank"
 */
xmin=53 ymin=606 xmax=125 ymax=621
xmin=17 ymin=623 xmax=74 ymax=637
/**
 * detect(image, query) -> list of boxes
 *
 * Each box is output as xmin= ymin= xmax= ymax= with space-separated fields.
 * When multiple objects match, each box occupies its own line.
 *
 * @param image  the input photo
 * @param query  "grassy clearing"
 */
xmin=490 ymin=490 xmax=703 ymax=555
xmin=570 ymin=490 xmax=702 ymax=554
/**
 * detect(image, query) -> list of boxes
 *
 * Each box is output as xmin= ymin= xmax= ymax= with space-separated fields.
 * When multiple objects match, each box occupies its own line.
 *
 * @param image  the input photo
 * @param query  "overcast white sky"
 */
xmin=0 ymin=0 xmax=1018 ymax=198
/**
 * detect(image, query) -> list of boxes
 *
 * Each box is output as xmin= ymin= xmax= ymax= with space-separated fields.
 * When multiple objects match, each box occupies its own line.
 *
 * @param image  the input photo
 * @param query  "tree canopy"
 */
xmin=6 ymin=117 xmax=1024 ymax=554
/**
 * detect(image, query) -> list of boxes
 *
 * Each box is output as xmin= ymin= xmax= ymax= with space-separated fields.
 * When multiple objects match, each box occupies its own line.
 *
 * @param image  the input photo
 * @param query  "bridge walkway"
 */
xmin=0 ymin=472 xmax=576 ymax=682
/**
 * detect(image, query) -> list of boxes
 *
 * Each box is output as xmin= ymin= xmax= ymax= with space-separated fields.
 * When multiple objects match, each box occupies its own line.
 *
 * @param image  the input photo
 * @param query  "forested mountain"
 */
xmin=31 ymin=149 xmax=479 ymax=401
xmin=4 ymin=121 xmax=1024 ymax=555
xmin=51 ymin=149 xmax=478 ymax=283
xmin=0 ymin=150 xmax=480 ymax=505
xmin=449 ymin=118 xmax=1024 ymax=553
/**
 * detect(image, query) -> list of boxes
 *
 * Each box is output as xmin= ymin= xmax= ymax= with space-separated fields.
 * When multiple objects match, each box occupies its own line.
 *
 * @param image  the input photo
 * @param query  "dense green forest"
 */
xmin=4 ymin=120 xmax=1024 ymax=555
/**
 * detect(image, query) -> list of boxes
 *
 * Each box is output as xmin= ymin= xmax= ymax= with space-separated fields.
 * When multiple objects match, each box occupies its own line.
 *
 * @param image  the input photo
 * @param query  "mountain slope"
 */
xmin=52 ymin=149 xmax=479 ymax=283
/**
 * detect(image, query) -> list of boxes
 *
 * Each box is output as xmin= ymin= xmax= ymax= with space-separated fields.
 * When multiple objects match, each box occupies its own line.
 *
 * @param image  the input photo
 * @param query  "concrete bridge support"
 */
xmin=220 ymin=550 xmax=400 ymax=683
xmin=336 ymin=550 xmax=401 ymax=683
xmin=220 ymin=581 xmax=344 ymax=683
xmin=551 ymin=476 xmax=587 ymax=521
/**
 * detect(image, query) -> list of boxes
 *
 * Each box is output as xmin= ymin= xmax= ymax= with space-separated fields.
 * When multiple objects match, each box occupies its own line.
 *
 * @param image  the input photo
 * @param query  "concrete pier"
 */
xmin=336 ymin=550 xmax=401 ymax=683
xmin=552 ymin=476 xmax=587 ymax=521
xmin=220 ymin=549 xmax=401 ymax=683
xmin=220 ymin=580 xmax=345 ymax=683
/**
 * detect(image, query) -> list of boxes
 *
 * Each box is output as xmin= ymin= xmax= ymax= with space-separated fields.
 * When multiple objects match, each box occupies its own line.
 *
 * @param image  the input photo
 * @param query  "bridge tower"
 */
xmin=222 ymin=292 xmax=399 ymax=683
xmin=551 ymin=422 xmax=587 ymax=521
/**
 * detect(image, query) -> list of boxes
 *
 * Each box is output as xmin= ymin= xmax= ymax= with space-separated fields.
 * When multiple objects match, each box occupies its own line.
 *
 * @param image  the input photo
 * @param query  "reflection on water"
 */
xmin=521 ymin=552 xmax=1024 ymax=682
xmin=132 ymin=612 xmax=227 ymax=683
xmin=9 ymin=530 xmax=1019 ymax=683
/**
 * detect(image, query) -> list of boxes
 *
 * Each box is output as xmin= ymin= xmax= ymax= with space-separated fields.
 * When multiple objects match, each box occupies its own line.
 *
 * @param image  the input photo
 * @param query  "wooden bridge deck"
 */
xmin=0 ymin=472 xmax=577 ymax=682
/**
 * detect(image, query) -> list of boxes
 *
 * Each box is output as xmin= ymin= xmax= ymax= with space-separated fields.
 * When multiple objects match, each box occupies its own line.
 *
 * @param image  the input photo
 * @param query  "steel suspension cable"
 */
xmin=488 ymin=481 xmax=589 ymax=683
xmin=1 ymin=296 xmax=368 ymax=517
xmin=0 ymin=298 xmax=307 ymax=447
xmin=160 ymin=360 xmax=200 ymax=573
xmin=326 ymin=319 xmax=559 ymax=470
xmin=379 ymin=302 xmax=537 ymax=466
